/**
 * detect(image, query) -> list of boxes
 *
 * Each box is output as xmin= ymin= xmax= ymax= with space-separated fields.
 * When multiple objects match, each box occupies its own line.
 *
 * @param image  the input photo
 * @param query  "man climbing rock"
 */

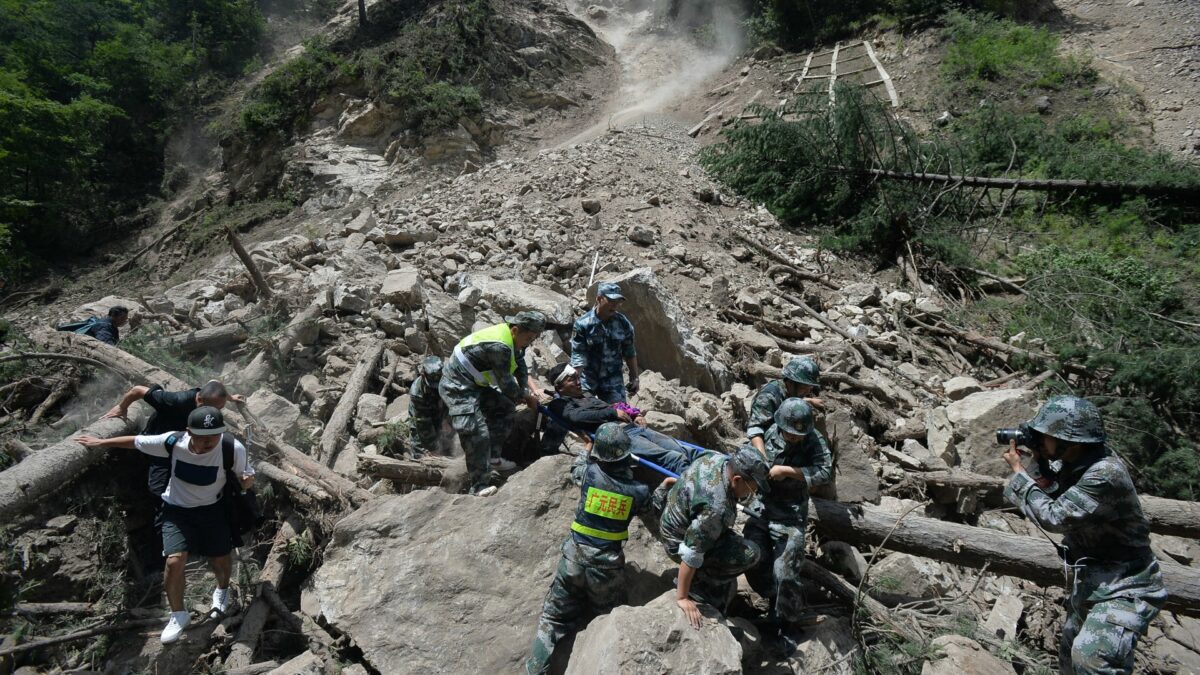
xmin=570 ymin=281 xmax=639 ymax=403
xmin=526 ymin=423 xmax=673 ymax=674
xmin=77 ymin=407 xmax=255 ymax=644
xmin=56 ymin=305 xmax=128 ymax=345
xmin=1002 ymin=395 xmax=1165 ymax=674
xmin=101 ymin=380 xmax=244 ymax=573
xmin=408 ymin=355 xmax=448 ymax=457
xmin=540 ymin=362 xmax=708 ymax=476
xmin=747 ymin=356 xmax=824 ymax=457
xmin=659 ymin=446 xmax=768 ymax=628
xmin=743 ymin=398 xmax=832 ymax=635
xmin=440 ymin=310 xmax=547 ymax=495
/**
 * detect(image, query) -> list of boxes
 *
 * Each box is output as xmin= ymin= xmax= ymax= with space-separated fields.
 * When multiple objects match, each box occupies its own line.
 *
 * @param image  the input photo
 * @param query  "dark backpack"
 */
xmin=164 ymin=434 xmax=263 ymax=546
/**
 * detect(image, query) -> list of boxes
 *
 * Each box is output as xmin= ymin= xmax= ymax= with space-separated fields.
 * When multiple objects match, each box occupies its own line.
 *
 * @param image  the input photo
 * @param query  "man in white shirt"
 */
xmin=78 ymin=406 xmax=255 ymax=644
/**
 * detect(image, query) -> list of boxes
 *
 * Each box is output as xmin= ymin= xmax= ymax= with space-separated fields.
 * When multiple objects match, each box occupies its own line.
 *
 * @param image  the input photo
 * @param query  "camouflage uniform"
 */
xmin=407 ymin=373 xmax=446 ymax=457
xmin=658 ymin=452 xmax=762 ymax=610
xmin=527 ymin=425 xmax=655 ymax=675
xmin=439 ymin=323 xmax=532 ymax=492
xmin=744 ymin=415 xmax=833 ymax=622
xmin=746 ymin=357 xmax=821 ymax=441
xmin=1004 ymin=396 xmax=1165 ymax=674
xmin=570 ymin=308 xmax=636 ymax=404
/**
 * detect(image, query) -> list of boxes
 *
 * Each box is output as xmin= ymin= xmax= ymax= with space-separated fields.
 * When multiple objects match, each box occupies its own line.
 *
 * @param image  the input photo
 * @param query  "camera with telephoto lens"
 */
xmin=996 ymin=423 xmax=1041 ymax=451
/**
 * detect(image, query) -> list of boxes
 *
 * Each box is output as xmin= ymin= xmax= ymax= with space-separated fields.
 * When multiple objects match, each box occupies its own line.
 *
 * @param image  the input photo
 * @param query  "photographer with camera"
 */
xmin=1000 ymin=395 xmax=1165 ymax=674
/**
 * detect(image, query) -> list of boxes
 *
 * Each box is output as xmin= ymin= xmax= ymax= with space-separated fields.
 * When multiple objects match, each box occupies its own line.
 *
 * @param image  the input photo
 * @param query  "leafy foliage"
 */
xmin=941 ymin=11 xmax=1093 ymax=90
xmin=237 ymin=39 xmax=346 ymax=141
xmin=0 ymin=0 xmax=264 ymax=280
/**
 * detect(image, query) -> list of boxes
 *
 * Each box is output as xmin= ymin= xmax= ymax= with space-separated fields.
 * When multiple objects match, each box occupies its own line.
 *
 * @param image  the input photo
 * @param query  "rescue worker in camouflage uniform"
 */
xmin=439 ymin=311 xmax=547 ymax=495
xmin=526 ymin=423 xmax=673 ymax=674
xmin=1002 ymin=395 xmax=1166 ymax=675
xmin=659 ymin=446 xmax=769 ymax=628
xmin=570 ymin=281 xmax=640 ymax=404
xmin=744 ymin=398 xmax=833 ymax=631
xmin=407 ymin=356 xmax=447 ymax=457
xmin=747 ymin=357 xmax=824 ymax=457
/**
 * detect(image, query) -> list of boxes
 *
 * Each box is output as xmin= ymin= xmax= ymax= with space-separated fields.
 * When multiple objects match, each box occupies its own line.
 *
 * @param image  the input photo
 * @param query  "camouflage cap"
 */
xmin=506 ymin=310 xmax=547 ymax=333
xmin=592 ymin=422 xmax=632 ymax=462
xmin=596 ymin=282 xmax=625 ymax=301
xmin=782 ymin=357 xmax=820 ymax=387
xmin=774 ymin=397 xmax=815 ymax=436
xmin=729 ymin=445 xmax=770 ymax=494
xmin=1028 ymin=395 xmax=1106 ymax=444
xmin=420 ymin=355 xmax=443 ymax=379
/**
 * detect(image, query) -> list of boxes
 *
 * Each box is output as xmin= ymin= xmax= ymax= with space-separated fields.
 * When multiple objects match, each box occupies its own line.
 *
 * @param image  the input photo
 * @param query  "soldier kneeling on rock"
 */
xmin=1001 ymin=395 xmax=1165 ymax=674
xmin=526 ymin=423 xmax=675 ymax=674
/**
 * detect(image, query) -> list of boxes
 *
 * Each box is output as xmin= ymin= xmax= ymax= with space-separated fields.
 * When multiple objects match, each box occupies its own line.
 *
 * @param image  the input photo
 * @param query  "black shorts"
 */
xmin=161 ymin=502 xmax=232 ymax=558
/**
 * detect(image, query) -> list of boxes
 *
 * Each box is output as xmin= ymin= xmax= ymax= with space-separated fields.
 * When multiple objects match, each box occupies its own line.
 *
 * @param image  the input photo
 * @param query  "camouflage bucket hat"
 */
xmin=782 ymin=357 xmax=820 ymax=387
xmin=506 ymin=310 xmax=547 ymax=333
xmin=420 ymin=355 xmax=444 ymax=379
xmin=774 ymin=398 xmax=815 ymax=436
xmin=592 ymin=422 xmax=632 ymax=462
xmin=1028 ymin=395 xmax=1106 ymax=444
xmin=729 ymin=446 xmax=770 ymax=494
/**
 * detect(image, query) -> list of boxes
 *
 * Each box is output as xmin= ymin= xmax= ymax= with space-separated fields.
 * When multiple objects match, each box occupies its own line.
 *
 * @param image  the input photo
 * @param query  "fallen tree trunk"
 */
xmin=227 ymin=226 xmax=274 ymax=303
xmin=839 ymin=166 xmax=1200 ymax=200
xmin=809 ymin=498 xmax=1200 ymax=616
xmin=914 ymin=470 xmax=1200 ymax=540
xmin=0 ymin=410 xmax=148 ymax=521
xmin=320 ymin=340 xmax=384 ymax=467
xmin=238 ymin=302 xmax=322 ymax=386
xmin=170 ymin=323 xmax=249 ymax=355
xmin=256 ymin=460 xmax=333 ymax=505
xmin=358 ymin=454 xmax=456 ymax=486
xmin=226 ymin=517 xmax=298 ymax=670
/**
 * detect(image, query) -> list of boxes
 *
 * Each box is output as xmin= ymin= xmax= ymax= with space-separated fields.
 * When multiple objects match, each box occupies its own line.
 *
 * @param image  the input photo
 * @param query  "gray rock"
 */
xmin=982 ymin=593 xmax=1023 ymax=642
xmin=343 ymin=210 xmax=377 ymax=236
xmin=457 ymin=286 xmax=483 ymax=307
xmin=355 ymin=393 xmax=388 ymax=432
xmin=581 ymin=198 xmax=602 ymax=214
xmin=304 ymin=456 xmax=674 ymax=674
xmin=643 ymin=411 xmax=689 ymax=440
xmin=628 ymin=225 xmax=656 ymax=245
xmin=944 ymin=376 xmax=983 ymax=401
xmin=926 ymin=406 xmax=956 ymax=465
xmin=590 ymin=269 xmax=731 ymax=394
xmin=334 ymin=284 xmax=370 ymax=314
xmin=946 ymin=389 xmax=1038 ymax=476
xmin=822 ymin=409 xmax=880 ymax=504
xmin=246 ymin=390 xmax=302 ymax=439
xmin=463 ymin=273 xmax=574 ymax=326
xmin=921 ymin=635 xmax=1017 ymax=675
xmin=841 ymin=282 xmax=881 ymax=307
xmin=380 ymin=268 xmax=424 ymax=310
xmin=870 ymin=553 xmax=943 ymax=603
xmin=565 ymin=592 xmax=742 ymax=675
xmin=1035 ymin=96 xmax=1051 ymax=114
xmin=819 ymin=541 xmax=869 ymax=583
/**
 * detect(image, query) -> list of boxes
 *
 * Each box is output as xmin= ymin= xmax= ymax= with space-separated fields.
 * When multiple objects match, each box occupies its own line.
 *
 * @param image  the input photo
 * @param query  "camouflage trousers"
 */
xmin=446 ymin=388 xmax=515 ymax=491
xmin=526 ymin=540 xmax=625 ymax=675
xmin=743 ymin=517 xmax=807 ymax=622
xmin=408 ymin=403 xmax=444 ymax=457
xmin=1060 ymin=557 xmax=1165 ymax=674
xmin=669 ymin=530 xmax=762 ymax=611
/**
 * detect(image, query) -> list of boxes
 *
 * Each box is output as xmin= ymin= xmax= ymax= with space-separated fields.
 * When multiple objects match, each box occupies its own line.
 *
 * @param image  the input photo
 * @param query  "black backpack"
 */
xmin=164 ymin=434 xmax=263 ymax=546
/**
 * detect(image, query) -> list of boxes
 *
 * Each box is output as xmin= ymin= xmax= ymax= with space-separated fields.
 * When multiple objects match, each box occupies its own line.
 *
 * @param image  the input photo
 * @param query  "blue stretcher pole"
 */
xmin=630 ymin=453 xmax=680 ymax=479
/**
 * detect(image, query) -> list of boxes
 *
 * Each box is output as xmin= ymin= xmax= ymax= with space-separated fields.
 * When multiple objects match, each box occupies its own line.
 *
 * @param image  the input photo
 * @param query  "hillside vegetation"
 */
xmin=703 ymin=11 xmax=1200 ymax=500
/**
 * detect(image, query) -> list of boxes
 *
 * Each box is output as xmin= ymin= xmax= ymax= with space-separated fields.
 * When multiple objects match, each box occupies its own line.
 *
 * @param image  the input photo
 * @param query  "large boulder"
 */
xmin=565 ymin=592 xmax=743 ymax=675
xmin=422 ymin=289 xmax=474 ymax=355
xmin=589 ymin=269 xmax=731 ymax=394
xmin=303 ymin=456 xmax=674 ymax=673
xmin=246 ymin=390 xmax=302 ymax=439
xmin=462 ymin=273 xmax=574 ymax=326
xmin=380 ymin=268 xmax=424 ymax=310
xmin=921 ymin=635 xmax=1016 ymax=675
xmin=944 ymin=389 xmax=1038 ymax=476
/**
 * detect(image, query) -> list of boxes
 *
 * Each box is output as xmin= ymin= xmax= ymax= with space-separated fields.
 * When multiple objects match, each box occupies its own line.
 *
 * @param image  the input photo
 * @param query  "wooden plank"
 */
xmin=792 ymin=51 xmax=814 ymax=92
xmin=828 ymin=42 xmax=840 ymax=104
xmin=863 ymin=39 xmax=900 ymax=107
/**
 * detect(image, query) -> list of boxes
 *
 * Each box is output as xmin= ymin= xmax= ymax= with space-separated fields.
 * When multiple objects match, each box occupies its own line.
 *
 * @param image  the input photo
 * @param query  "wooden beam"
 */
xmin=862 ymin=40 xmax=899 ymax=107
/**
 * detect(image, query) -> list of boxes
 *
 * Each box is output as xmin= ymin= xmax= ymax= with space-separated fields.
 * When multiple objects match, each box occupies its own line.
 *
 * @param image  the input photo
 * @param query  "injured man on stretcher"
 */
xmin=540 ymin=363 xmax=711 ymax=475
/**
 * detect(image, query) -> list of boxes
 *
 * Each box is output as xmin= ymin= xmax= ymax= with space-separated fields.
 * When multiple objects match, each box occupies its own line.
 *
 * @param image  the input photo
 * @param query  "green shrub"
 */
xmin=942 ymin=11 xmax=1094 ymax=90
xmin=238 ymin=40 xmax=345 ymax=140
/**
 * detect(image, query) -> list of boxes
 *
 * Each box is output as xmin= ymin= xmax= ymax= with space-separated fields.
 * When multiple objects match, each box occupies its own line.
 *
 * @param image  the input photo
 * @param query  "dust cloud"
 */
xmin=561 ymin=0 xmax=746 ymax=144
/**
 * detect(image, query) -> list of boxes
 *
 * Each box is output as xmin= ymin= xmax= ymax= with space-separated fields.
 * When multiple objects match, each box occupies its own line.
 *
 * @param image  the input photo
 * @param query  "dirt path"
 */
xmin=1056 ymin=0 xmax=1200 ymax=157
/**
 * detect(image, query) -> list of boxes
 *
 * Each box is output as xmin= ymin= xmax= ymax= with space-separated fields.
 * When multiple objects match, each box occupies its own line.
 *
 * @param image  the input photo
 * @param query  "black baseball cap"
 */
xmin=188 ymin=406 xmax=226 ymax=436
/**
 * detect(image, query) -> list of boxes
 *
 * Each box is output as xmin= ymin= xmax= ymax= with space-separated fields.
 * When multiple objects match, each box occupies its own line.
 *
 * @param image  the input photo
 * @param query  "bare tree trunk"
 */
xmin=809 ymin=497 xmax=1200 ymax=616
xmin=171 ymin=323 xmax=250 ymax=354
xmin=237 ymin=302 xmax=322 ymax=387
xmin=227 ymin=226 xmax=274 ymax=303
xmin=358 ymin=454 xmax=455 ymax=486
xmin=320 ymin=340 xmax=384 ymax=467
xmin=225 ymin=517 xmax=299 ymax=669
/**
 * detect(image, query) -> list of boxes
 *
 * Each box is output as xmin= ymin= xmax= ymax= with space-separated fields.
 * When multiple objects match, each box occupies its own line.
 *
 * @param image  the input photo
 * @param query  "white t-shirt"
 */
xmin=135 ymin=432 xmax=255 ymax=508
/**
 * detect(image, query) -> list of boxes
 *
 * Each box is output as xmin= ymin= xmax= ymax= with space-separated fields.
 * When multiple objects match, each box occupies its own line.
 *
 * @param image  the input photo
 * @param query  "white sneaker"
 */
xmin=161 ymin=611 xmax=190 ymax=644
xmin=476 ymin=486 xmax=498 ymax=497
xmin=210 ymin=587 xmax=230 ymax=618
xmin=489 ymin=457 xmax=518 ymax=472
